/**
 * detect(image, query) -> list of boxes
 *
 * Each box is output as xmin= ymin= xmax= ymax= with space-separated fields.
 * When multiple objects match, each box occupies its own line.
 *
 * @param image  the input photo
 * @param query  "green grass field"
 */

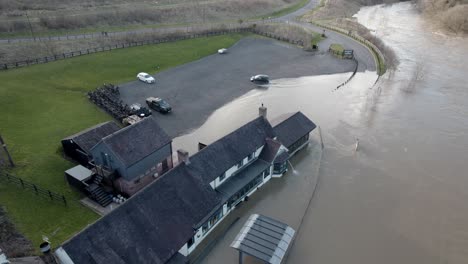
xmin=0 ymin=33 xmax=246 ymax=251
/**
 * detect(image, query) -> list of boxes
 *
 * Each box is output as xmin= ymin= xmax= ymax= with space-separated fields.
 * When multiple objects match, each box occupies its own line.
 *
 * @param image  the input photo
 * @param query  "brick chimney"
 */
xmin=177 ymin=149 xmax=190 ymax=165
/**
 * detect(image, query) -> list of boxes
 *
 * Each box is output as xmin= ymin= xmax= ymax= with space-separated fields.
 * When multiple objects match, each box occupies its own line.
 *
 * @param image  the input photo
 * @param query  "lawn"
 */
xmin=0 ymin=33 xmax=247 ymax=251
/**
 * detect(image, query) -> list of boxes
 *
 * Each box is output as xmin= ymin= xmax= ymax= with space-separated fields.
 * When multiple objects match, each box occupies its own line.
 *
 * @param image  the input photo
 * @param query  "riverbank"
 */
xmin=300 ymin=0 xmax=400 ymax=72
xmin=292 ymin=2 xmax=468 ymax=263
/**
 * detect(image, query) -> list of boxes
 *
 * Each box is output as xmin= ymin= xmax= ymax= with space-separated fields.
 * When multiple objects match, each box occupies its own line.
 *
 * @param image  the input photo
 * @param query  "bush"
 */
xmin=254 ymin=23 xmax=320 ymax=49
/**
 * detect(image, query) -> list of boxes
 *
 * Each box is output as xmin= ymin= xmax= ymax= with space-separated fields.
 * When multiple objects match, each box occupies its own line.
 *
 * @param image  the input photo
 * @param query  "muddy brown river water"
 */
xmin=174 ymin=2 xmax=468 ymax=263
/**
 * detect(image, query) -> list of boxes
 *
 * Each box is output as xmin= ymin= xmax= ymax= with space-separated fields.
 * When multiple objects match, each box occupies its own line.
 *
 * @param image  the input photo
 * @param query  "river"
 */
xmin=176 ymin=2 xmax=468 ymax=263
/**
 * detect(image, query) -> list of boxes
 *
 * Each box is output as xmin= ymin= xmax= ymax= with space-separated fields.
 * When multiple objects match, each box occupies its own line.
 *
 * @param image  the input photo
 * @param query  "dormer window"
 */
xmin=187 ymin=237 xmax=195 ymax=249
xmin=219 ymin=172 xmax=226 ymax=181
xmin=236 ymin=159 xmax=243 ymax=168
xmin=247 ymin=153 xmax=254 ymax=161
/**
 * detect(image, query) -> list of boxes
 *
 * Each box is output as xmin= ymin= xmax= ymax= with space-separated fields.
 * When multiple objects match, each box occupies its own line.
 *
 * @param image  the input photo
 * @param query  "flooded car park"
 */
xmin=117 ymin=37 xmax=356 ymax=137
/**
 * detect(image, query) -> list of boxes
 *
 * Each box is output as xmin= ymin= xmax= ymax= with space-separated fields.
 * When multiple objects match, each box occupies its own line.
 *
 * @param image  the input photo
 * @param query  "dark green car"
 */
xmin=146 ymin=97 xmax=172 ymax=114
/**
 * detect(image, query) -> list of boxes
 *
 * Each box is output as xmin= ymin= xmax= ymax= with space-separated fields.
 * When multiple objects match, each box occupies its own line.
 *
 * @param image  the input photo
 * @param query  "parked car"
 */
xmin=129 ymin=103 xmax=152 ymax=117
xmin=218 ymin=48 xmax=227 ymax=54
xmin=250 ymin=74 xmax=270 ymax=83
xmin=137 ymin=72 xmax=155 ymax=83
xmin=146 ymin=97 xmax=172 ymax=113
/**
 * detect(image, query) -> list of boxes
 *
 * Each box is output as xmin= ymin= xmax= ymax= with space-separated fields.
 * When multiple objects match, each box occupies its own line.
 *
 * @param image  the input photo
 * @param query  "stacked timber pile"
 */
xmin=88 ymin=84 xmax=131 ymax=122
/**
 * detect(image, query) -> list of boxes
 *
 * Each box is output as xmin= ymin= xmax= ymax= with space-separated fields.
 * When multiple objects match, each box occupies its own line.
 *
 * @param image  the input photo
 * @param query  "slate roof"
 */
xmin=62 ymin=121 xmax=120 ymax=153
xmin=273 ymin=112 xmax=316 ymax=148
xmin=274 ymin=151 xmax=289 ymax=164
xmin=96 ymin=117 xmax=171 ymax=167
xmin=258 ymin=138 xmax=282 ymax=163
xmin=62 ymin=164 xmax=220 ymax=264
xmin=187 ymin=116 xmax=275 ymax=184
xmin=166 ymin=253 xmax=187 ymax=264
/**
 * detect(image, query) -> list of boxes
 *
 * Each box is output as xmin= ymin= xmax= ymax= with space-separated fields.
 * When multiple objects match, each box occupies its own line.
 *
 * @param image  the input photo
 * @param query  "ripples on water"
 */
xmin=177 ymin=2 xmax=468 ymax=263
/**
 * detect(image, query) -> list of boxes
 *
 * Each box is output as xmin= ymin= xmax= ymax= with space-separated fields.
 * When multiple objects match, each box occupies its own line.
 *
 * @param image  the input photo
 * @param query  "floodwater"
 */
xmin=175 ymin=2 xmax=468 ymax=263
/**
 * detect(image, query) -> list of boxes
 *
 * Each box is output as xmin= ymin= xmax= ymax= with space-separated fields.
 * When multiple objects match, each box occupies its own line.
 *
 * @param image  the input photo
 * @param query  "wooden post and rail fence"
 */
xmin=0 ymin=172 xmax=67 ymax=206
xmin=1 ymin=23 xmax=314 ymax=71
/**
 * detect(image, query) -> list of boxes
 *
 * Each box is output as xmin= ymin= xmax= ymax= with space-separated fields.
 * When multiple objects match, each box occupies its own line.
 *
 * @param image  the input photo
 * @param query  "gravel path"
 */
xmin=118 ymin=37 xmax=356 ymax=137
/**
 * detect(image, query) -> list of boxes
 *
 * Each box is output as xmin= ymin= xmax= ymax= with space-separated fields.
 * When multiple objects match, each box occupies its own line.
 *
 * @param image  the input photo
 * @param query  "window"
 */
xmin=202 ymin=209 xmax=223 ymax=235
xmin=274 ymin=163 xmax=287 ymax=174
xmin=101 ymin=152 xmax=108 ymax=167
xmin=156 ymin=162 xmax=163 ymax=174
xmin=247 ymin=153 xmax=254 ymax=161
xmin=219 ymin=172 xmax=226 ymax=181
xmin=202 ymin=223 xmax=209 ymax=234
xmin=187 ymin=237 xmax=195 ymax=248
xmin=237 ymin=159 xmax=243 ymax=168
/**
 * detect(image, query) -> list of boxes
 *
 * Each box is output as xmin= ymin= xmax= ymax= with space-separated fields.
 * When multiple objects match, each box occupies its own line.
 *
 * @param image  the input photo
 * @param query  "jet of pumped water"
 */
xmin=288 ymin=160 xmax=299 ymax=175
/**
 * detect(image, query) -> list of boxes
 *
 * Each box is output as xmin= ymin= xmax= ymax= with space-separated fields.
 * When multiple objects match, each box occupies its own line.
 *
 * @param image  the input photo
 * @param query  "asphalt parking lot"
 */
xmin=118 ymin=37 xmax=356 ymax=137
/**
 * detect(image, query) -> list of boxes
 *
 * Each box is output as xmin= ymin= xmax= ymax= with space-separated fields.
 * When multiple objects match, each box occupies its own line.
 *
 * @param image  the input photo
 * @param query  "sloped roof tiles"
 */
xmin=96 ymin=117 xmax=171 ymax=167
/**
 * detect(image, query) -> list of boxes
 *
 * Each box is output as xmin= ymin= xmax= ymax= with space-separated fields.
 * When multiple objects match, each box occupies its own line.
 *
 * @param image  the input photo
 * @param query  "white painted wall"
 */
xmin=209 ymin=146 xmax=265 ymax=189
xmin=179 ymin=204 xmax=229 ymax=256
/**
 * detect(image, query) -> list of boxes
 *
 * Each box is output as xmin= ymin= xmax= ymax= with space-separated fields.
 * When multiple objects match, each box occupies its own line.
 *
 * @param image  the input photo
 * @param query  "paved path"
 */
xmin=276 ymin=0 xmax=376 ymax=71
xmin=292 ymin=20 xmax=376 ymax=71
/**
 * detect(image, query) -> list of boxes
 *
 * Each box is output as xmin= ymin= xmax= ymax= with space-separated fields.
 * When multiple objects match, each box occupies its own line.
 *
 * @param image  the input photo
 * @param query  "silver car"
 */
xmin=137 ymin=72 xmax=155 ymax=84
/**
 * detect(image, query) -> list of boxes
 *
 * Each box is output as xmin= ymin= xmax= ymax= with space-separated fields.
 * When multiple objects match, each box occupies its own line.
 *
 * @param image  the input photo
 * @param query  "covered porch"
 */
xmin=216 ymin=159 xmax=271 ymax=209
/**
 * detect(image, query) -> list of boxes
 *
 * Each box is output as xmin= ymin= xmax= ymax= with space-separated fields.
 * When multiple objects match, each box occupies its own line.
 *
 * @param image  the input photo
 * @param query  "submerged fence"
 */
xmin=0 ymin=172 xmax=67 ymax=206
